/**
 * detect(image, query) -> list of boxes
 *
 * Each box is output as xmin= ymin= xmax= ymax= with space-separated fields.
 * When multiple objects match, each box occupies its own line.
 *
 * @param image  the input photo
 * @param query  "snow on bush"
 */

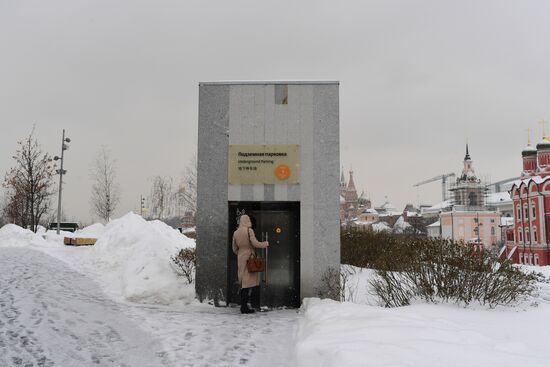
xmin=91 ymin=212 xmax=195 ymax=305
xmin=342 ymin=229 xmax=542 ymax=307
xmin=371 ymin=221 xmax=390 ymax=233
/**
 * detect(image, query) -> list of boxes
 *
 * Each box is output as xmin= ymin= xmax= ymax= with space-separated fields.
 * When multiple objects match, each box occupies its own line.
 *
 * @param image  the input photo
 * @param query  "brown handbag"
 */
xmin=246 ymin=228 xmax=265 ymax=273
xmin=247 ymin=253 xmax=265 ymax=273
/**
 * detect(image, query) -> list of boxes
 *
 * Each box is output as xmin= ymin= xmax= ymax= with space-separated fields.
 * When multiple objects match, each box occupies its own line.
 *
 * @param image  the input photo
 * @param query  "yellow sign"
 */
xmin=229 ymin=145 xmax=300 ymax=184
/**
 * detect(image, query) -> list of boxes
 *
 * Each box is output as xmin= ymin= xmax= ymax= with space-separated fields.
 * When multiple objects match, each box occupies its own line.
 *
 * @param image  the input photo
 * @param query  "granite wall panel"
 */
xmin=197 ymin=82 xmax=340 ymax=304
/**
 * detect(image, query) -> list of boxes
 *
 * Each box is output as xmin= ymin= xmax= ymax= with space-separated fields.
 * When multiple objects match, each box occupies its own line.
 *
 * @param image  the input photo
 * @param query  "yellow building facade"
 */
xmin=440 ymin=211 xmax=500 ymax=246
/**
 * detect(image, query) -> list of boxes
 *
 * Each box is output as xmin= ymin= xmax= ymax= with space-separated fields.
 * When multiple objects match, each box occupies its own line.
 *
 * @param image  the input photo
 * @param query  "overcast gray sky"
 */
xmin=2 ymin=0 xmax=550 ymax=223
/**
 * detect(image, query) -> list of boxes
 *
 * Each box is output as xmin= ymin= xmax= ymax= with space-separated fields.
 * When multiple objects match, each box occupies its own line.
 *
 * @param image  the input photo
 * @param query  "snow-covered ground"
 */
xmin=0 ymin=214 xmax=297 ymax=366
xmin=295 ymin=266 xmax=550 ymax=367
xmin=1 ymin=215 xmax=550 ymax=367
xmin=0 ymin=247 xmax=161 ymax=366
xmin=0 ymin=247 xmax=297 ymax=367
xmin=295 ymin=298 xmax=550 ymax=367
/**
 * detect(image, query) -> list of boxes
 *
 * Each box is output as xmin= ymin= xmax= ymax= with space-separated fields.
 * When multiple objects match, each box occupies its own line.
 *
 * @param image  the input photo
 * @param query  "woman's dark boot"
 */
xmin=250 ymin=286 xmax=260 ymax=310
xmin=240 ymin=289 xmax=255 ymax=314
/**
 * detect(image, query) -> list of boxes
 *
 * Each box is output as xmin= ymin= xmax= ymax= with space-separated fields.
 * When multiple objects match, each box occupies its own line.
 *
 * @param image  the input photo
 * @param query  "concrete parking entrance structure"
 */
xmin=228 ymin=202 xmax=300 ymax=308
xmin=196 ymin=81 xmax=340 ymax=307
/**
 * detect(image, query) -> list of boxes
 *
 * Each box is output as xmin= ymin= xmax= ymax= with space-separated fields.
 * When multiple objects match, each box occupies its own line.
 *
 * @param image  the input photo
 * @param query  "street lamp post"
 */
xmin=54 ymin=129 xmax=71 ymax=235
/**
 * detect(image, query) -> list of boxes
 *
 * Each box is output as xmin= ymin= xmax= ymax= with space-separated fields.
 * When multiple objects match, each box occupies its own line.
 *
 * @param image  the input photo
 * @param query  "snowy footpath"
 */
xmin=2 ymin=215 xmax=550 ymax=367
xmin=0 ymin=247 xmax=297 ymax=367
xmin=0 ymin=247 xmax=160 ymax=366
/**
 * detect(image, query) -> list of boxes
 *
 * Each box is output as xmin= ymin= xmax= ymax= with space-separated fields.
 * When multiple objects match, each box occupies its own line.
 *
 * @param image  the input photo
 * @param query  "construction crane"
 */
xmin=413 ymin=173 xmax=456 ymax=202
xmin=486 ymin=177 xmax=520 ymax=193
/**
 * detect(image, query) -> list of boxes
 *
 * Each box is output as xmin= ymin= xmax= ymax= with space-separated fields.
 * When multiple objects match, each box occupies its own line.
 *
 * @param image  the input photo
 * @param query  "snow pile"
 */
xmin=0 ymin=224 xmax=50 ymax=248
xmin=392 ymin=215 xmax=411 ymax=233
xmin=43 ymin=223 xmax=106 ymax=241
xmin=341 ymin=265 xmax=378 ymax=305
xmin=41 ymin=229 xmax=75 ymax=245
xmin=295 ymin=296 xmax=550 ymax=367
xmin=522 ymin=265 xmax=550 ymax=304
xmin=0 ymin=213 xmax=196 ymax=306
xmin=75 ymin=223 xmax=105 ymax=238
xmin=92 ymin=212 xmax=195 ymax=305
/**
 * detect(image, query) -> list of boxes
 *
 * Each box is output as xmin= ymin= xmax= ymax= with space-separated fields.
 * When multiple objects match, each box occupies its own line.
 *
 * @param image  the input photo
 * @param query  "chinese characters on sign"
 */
xmin=228 ymin=145 xmax=300 ymax=184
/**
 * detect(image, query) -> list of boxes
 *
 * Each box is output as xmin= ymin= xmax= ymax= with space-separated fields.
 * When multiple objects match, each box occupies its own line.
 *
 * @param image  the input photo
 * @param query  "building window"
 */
xmin=532 ymin=206 xmax=537 ymax=219
xmin=469 ymin=192 xmax=477 ymax=206
xmin=517 ymin=206 xmax=521 ymax=220
xmin=275 ymin=85 xmax=288 ymax=105
xmin=490 ymin=219 xmax=495 ymax=223
xmin=535 ymin=254 xmax=540 ymax=266
xmin=519 ymin=231 xmax=523 ymax=242
xmin=524 ymin=207 xmax=529 ymax=220
xmin=519 ymin=253 xmax=523 ymax=264
xmin=529 ymin=254 xmax=533 ymax=265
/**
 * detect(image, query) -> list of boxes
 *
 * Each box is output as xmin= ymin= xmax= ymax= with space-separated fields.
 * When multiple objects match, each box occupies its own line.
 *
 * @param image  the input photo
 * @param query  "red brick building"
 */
xmin=505 ymin=137 xmax=550 ymax=265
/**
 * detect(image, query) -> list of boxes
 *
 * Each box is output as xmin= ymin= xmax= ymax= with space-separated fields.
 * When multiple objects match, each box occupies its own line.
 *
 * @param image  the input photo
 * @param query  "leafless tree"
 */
xmin=2 ymin=186 xmax=25 ymax=226
xmin=0 ymin=190 xmax=11 ymax=226
xmin=149 ymin=176 xmax=174 ymax=219
xmin=179 ymin=154 xmax=197 ymax=213
xmin=3 ymin=128 xmax=55 ymax=232
xmin=90 ymin=147 xmax=120 ymax=223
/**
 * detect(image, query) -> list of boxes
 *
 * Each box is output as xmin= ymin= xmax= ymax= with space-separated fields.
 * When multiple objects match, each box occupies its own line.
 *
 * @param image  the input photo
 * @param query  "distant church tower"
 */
xmin=521 ymin=129 xmax=537 ymax=178
xmin=340 ymin=166 xmax=347 ymax=189
xmin=340 ymin=168 xmax=359 ymax=221
xmin=344 ymin=169 xmax=358 ymax=205
xmin=449 ymin=144 xmax=485 ymax=208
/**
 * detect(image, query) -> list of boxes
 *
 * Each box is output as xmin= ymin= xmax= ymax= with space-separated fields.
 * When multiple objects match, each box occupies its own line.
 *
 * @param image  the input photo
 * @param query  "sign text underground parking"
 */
xmin=228 ymin=145 xmax=300 ymax=184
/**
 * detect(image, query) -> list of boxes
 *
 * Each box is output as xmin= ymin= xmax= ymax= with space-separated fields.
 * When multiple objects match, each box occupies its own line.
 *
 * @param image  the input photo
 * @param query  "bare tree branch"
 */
xmin=179 ymin=153 xmax=197 ymax=213
xmin=2 ymin=127 xmax=55 ymax=232
xmin=149 ymin=176 xmax=174 ymax=220
xmin=90 ymin=146 xmax=120 ymax=223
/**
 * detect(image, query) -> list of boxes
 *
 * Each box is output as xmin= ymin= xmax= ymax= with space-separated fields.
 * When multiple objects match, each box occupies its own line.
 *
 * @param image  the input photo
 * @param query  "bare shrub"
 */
xmin=171 ymin=248 xmax=197 ymax=284
xmin=316 ymin=267 xmax=340 ymax=301
xmin=342 ymin=228 xmax=543 ymax=308
xmin=316 ymin=266 xmax=359 ymax=302
xmin=340 ymin=265 xmax=358 ymax=302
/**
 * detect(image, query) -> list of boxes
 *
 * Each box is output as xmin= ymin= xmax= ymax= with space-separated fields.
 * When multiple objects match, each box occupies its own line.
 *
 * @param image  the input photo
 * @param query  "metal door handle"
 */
xmin=264 ymin=232 xmax=268 ymax=285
